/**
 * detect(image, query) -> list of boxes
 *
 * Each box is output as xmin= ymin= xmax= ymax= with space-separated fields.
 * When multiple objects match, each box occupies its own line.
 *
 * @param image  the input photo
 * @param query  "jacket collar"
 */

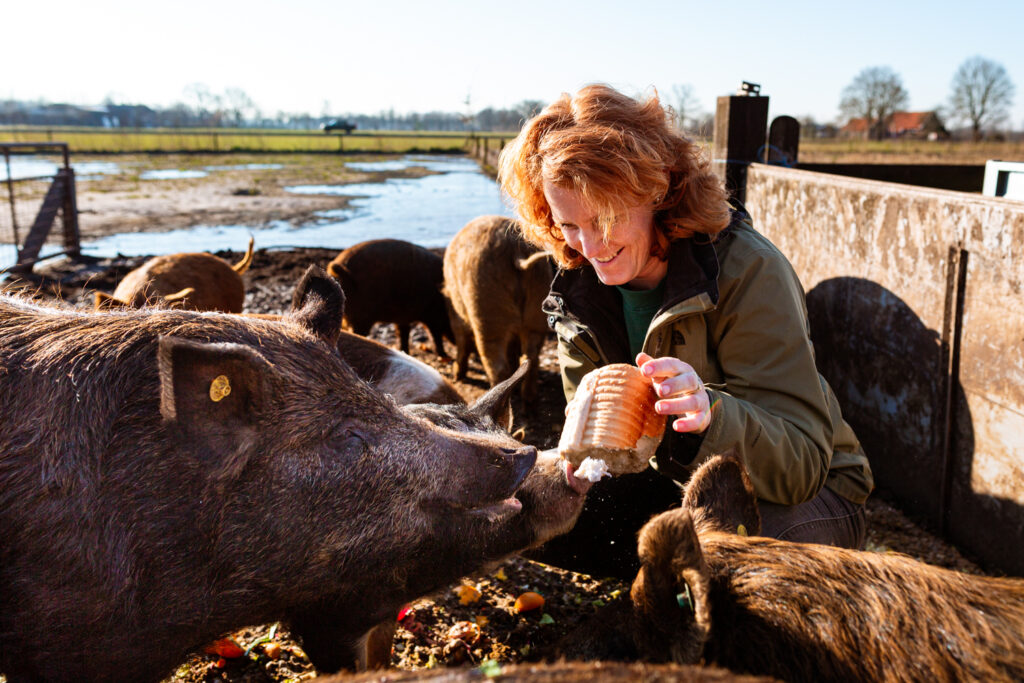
xmin=544 ymin=206 xmax=748 ymax=364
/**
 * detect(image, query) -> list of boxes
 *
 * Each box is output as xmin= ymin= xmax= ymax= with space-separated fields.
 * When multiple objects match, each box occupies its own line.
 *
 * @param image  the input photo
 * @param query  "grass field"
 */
xmin=0 ymin=126 xmax=513 ymax=155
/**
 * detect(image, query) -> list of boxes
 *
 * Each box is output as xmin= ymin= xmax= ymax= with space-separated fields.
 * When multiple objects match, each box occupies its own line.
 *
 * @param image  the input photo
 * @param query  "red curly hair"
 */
xmin=498 ymin=83 xmax=730 ymax=269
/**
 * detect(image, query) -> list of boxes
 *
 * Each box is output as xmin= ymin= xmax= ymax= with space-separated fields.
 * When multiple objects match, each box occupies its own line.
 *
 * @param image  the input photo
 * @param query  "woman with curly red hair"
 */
xmin=499 ymin=84 xmax=874 ymax=579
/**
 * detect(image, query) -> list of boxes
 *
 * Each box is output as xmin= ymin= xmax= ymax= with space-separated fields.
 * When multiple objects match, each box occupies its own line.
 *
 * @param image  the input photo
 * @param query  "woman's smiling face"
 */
xmin=543 ymin=180 xmax=666 ymax=290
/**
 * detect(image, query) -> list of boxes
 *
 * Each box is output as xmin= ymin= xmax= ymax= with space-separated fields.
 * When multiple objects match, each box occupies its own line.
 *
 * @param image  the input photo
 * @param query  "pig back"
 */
xmin=327 ymin=239 xmax=447 ymax=329
xmin=111 ymin=252 xmax=246 ymax=312
xmin=443 ymin=215 xmax=551 ymax=332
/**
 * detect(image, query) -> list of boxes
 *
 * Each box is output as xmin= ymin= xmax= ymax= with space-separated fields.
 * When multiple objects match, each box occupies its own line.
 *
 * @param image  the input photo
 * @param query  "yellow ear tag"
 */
xmin=210 ymin=375 xmax=232 ymax=402
xmin=737 ymin=524 xmax=748 ymax=537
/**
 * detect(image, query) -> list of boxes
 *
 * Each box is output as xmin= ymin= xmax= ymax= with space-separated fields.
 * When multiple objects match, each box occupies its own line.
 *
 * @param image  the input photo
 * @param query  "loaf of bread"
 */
xmin=558 ymin=363 xmax=666 ymax=476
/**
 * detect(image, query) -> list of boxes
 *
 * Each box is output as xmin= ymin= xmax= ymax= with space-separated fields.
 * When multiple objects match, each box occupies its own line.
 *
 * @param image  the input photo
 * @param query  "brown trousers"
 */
xmin=758 ymin=485 xmax=867 ymax=550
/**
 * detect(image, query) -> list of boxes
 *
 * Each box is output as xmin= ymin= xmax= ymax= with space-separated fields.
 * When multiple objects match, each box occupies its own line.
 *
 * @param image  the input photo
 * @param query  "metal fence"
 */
xmin=1 ymin=142 xmax=80 ymax=273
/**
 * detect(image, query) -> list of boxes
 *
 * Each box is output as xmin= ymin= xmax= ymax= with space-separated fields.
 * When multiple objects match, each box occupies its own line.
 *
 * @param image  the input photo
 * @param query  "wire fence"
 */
xmin=1 ymin=143 xmax=79 ymax=272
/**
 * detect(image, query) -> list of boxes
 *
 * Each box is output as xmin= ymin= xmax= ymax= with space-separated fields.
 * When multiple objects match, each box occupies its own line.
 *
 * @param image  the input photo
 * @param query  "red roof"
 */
xmin=841 ymin=111 xmax=939 ymax=135
xmin=841 ymin=117 xmax=869 ymax=133
xmin=888 ymin=111 xmax=930 ymax=133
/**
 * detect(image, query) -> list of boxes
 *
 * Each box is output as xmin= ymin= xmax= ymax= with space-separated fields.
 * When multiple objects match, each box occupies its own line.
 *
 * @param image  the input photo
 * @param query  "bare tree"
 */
xmin=670 ymin=83 xmax=702 ymax=131
xmin=183 ymin=83 xmax=215 ymax=124
xmin=948 ymin=56 xmax=1015 ymax=141
xmin=224 ymin=87 xmax=258 ymax=127
xmin=839 ymin=66 xmax=909 ymax=140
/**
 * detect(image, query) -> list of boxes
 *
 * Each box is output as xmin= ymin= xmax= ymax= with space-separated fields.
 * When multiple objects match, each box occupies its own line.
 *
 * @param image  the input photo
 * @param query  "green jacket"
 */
xmin=542 ymin=209 xmax=874 ymax=505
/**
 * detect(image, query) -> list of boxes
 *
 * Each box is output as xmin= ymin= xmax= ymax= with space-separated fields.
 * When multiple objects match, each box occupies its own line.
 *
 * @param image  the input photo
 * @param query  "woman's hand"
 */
xmin=636 ymin=352 xmax=713 ymax=434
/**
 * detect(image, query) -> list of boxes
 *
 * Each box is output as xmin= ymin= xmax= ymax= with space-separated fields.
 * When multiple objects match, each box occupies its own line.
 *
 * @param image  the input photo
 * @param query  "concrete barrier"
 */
xmin=746 ymin=164 xmax=1024 ymax=574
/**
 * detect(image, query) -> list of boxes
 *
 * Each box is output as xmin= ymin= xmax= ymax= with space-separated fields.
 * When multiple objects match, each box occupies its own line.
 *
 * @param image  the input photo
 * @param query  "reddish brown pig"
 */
xmin=587 ymin=453 xmax=1024 ymax=682
xmin=0 ymin=268 xmax=591 ymax=683
xmin=94 ymin=236 xmax=254 ymax=312
xmin=443 ymin=215 xmax=552 ymax=403
xmin=327 ymin=238 xmax=453 ymax=357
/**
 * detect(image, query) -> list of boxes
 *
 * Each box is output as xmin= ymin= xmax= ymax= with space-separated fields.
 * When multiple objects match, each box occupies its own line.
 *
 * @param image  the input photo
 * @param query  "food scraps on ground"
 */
xmin=203 ymin=638 xmax=245 ymax=659
xmin=456 ymin=583 xmax=482 ymax=605
xmin=514 ymin=591 xmax=545 ymax=612
xmin=446 ymin=621 xmax=482 ymax=645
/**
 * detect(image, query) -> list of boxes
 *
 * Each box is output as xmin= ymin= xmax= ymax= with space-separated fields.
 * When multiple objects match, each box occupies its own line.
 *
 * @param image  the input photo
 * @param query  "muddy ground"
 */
xmin=1 ymin=154 xmax=993 ymax=681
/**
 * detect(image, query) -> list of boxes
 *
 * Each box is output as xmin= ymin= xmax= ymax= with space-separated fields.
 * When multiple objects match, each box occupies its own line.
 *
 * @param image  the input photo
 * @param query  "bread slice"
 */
xmin=558 ymin=363 xmax=666 ymax=475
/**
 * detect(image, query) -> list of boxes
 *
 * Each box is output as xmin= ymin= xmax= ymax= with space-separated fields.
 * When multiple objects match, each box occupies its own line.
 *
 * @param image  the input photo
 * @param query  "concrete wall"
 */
xmin=745 ymin=164 xmax=1024 ymax=574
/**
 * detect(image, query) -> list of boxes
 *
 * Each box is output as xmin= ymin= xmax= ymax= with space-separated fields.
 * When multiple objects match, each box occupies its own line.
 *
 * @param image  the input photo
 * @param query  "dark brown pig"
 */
xmin=327 ymin=238 xmax=453 ymax=358
xmin=0 ymin=268 xmax=591 ymax=683
xmin=571 ymin=453 xmax=1024 ymax=682
xmin=443 ymin=215 xmax=553 ymax=403
xmin=94 ymin=236 xmax=255 ymax=312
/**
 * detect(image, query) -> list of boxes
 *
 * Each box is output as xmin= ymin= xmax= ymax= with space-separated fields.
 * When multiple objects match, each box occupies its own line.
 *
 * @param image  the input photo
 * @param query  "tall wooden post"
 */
xmin=61 ymin=167 xmax=81 ymax=257
xmin=712 ymin=81 xmax=769 ymax=205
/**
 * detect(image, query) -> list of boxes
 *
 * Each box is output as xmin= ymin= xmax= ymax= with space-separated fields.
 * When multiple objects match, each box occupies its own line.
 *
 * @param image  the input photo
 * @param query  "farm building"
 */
xmin=841 ymin=110 xmax=950 ymax=140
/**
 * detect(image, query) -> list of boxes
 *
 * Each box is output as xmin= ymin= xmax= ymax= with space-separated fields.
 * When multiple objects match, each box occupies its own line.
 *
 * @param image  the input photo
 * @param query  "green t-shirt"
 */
xmin=617 ymin=278 xmax=666 ymax=360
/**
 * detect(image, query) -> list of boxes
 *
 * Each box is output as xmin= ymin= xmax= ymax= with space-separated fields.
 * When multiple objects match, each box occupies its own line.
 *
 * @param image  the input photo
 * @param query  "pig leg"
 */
xmin=476 ymin=330 xmax=513 ymax=388
xmin=520 ymin=331 xmax=545 ymax=405
xmin=450 ymin=313 xmax=474 ymax=381
xmin=289 ymin=611 xmax=365 ymax=673
xmin=397 ymin=322 xmax=412 ymax=354
xmin=358 ymin=620 xmax=397 ymax=670
xmin=348 ymin=319 xmax=373 ymax=338
xmin=426 ymin=321 xmax=452 ymax=360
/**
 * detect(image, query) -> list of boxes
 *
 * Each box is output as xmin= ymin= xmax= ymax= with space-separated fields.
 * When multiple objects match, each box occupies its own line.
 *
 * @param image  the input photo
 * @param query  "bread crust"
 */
xmin=558 ymin=364 xmax=666 ymax=474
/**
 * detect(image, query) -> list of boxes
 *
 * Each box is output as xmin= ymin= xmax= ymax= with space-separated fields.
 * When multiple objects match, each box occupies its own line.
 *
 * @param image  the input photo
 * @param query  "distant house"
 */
xmin=839 ymin=117 xmax=871 ymax=138
xmin=887 ymin=111 xmax=949 ymax=139
xmin=840 ymin=111 xmax=949 ymax=140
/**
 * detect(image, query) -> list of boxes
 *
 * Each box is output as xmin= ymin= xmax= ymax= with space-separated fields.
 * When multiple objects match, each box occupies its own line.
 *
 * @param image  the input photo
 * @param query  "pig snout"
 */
xmin=476 ymin=445 xmax=537 ymax=507
xmin=428 ymin=442 xmax=538 ymax=520
xmin=506 ymin=445 xmax=538 ymax=488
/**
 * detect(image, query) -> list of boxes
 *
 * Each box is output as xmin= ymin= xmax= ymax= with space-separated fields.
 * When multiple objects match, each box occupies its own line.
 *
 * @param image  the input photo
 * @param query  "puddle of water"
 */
xmin=281 ymin=157 xmax=514 ymax=248
xmin=0 ymin=158 xmax=121 ymax=181
xmin=203 ymin=163 xmax=284 ymax=171
xmin=139 ymin=163 xmax=285 ymax=180
xmin=139 ymin=169 xmax=209 ymax=180
xmin=1 ymin=158 xmax=284 ymax=183
xmin=342 ymin=156 xmax=466 ymax=173
xmin=2 ymin=154 xmax=517 ymax=268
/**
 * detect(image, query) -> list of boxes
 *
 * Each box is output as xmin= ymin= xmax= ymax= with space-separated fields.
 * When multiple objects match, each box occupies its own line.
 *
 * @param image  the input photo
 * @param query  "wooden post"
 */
xmin=60 ymin=167 xmax=81 ymax=257
xmin=767 ymin=115 xmax=799 ymax=166
xmin=712 ymin=82 xmax=769 ymax=204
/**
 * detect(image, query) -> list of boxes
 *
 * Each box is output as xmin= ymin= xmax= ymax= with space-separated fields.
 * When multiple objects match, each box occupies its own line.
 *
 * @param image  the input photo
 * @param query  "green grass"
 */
xmin=0 ymin=126 xmax=513 ymax=155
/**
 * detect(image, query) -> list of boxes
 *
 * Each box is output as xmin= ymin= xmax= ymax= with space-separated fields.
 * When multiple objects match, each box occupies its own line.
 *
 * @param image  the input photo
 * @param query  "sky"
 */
xmin=6 ymin=0 xmax=1024 ymax=129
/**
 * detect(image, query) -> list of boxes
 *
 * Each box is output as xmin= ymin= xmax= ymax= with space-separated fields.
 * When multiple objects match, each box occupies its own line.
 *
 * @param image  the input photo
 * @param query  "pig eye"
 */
xmin=331 ymin=423 xmax=368 ymax=451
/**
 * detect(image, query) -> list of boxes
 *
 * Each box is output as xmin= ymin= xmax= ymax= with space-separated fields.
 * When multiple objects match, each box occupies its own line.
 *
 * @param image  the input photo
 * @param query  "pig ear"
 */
xmin=94 ymin=291 xmax=127 ymax=311
xmin=682 ymin=450 xmax=761 ymax=536
xmin=158 ymin=336 xmax=272 ymax=478
xmin=289 ymin=266 xmax=345 ymax=346
xmin=468 ymin=359 xmax=530 ymax=430
xmin=162 ymin=287 xmax=196 ymax=307
xmin=634 ymin=508 xmax=712 ymax=659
